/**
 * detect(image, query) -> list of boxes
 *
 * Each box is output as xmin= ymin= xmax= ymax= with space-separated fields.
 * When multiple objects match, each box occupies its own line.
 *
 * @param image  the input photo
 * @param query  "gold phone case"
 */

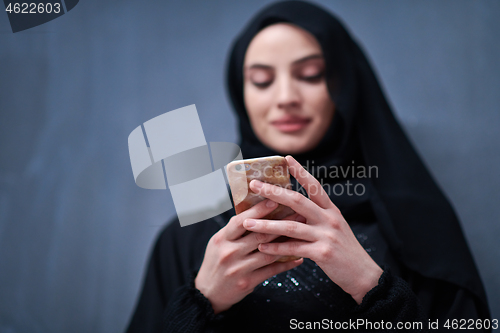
xmin=227 ymin=156 xmax=300 ymax=262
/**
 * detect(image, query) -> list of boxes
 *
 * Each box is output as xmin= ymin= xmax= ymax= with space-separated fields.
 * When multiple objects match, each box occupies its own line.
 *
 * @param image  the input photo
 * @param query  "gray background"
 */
xmin=0 ymin=1 xmax=498 ymax=332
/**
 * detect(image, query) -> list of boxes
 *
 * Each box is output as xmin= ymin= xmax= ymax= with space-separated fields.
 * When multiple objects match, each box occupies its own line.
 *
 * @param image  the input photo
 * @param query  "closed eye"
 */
xmin=252 ymin=80 xmax=273 ymax=88
xmin=300 ymin=71 xmax=324 ymax=82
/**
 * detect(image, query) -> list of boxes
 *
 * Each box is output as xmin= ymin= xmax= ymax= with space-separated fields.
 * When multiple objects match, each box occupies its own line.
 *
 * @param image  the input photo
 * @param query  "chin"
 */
xmin=269 ymin=139 xmax=312 ymax=155
xmin=259 ymin=129 xmax=321 ymax=155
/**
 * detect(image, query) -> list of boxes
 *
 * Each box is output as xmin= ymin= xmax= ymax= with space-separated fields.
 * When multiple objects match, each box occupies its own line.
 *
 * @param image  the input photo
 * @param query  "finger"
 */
xmin=224 ymin=199 xmax=278 ymax=240
xmin=258 ymin=240 xmax=313 ymax=259
xmin=285 ymin=155 xmax=333 ymax=209
xmin=236 ymin=213 xmax=307 ymax=253
xmin=281 ymin=212 xmax=307 ymax=223
xmin=243 ymin=219 xmax=317 ymax=242
xmin=236 ymin=232 xmax=281 ymax=254
xmin=249 ymin=180 xmax=321 ymax=222
xmin=244 ymin=250 xmax=281 ymax=269
xmin=251 ymin=258 xmax=304 ymax=285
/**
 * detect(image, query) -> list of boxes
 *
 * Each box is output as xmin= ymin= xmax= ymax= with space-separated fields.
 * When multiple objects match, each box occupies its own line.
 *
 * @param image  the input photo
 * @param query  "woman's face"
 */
xmin=243 ymin=23 xmax=335 ymax=155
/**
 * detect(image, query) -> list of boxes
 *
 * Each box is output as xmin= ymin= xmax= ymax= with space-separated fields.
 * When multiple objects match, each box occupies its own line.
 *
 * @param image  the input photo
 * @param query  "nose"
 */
xmin=276 ymin=75 xmax=301 ymax=110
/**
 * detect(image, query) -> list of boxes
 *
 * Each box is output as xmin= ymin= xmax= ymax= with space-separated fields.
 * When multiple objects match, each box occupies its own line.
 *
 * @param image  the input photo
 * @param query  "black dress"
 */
xmin=126 ymin=209 xmax=488 ymax=333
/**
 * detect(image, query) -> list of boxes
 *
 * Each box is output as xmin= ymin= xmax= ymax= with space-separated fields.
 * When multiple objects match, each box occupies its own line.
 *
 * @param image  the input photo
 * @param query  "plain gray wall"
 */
xmin=0 ymin=1 xmax=498 ymax=332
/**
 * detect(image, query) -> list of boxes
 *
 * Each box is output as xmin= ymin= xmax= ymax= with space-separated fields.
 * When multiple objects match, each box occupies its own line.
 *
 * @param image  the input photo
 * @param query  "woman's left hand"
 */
xmin=243 ymin=155 xmax=383 ymax=305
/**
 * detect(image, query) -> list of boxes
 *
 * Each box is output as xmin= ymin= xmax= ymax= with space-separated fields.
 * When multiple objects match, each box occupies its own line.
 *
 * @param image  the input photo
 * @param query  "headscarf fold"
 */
xmin=225 ymin=0 xmax=489 ymax=316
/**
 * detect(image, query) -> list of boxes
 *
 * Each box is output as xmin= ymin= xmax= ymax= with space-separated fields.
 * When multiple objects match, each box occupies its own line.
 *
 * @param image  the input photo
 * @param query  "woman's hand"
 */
xmin=195 ymin=199 xmax=304 ymax=314
xmin=243 ymin=155 xmax=383 ymax=305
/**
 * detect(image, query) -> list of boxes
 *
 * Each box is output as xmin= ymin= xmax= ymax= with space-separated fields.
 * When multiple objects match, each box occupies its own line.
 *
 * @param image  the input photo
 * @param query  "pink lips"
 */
xmin=271 ymin=116 xmax=312 ymax=133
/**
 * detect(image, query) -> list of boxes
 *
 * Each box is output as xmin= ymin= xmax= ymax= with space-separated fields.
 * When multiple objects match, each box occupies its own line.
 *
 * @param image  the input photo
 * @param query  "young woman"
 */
xmin=126 ymin=1 xmax=490 ymax=332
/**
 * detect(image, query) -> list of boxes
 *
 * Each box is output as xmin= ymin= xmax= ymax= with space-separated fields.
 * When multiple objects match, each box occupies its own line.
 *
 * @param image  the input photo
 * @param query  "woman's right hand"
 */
xmin=195 ymin=199 xmax=304 ymax=314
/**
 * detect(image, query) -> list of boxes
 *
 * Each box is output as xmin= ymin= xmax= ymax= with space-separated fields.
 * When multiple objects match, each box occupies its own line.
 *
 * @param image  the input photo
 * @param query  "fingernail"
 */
xmin=260 ymin=243 xmax=268 ymax=250
xmin=251 ymin=180 xmax=263 ymax=189
xmin=245 ymin=219 xmax=256 ymax=228
xmin=266 ymin=200 xmax=277 ymax=208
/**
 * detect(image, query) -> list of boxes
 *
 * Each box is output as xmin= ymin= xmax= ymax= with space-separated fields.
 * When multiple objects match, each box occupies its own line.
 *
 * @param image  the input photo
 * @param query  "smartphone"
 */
xmin=226 ymin=156 xmax=300 ymax=262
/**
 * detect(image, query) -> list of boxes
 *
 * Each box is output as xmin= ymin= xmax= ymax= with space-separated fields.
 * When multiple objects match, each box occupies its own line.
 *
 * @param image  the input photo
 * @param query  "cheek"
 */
xmin=302 ymin=84 xmax=334 ymax=117
xmin=244 ymin=85 xmax=273 ymax=127
xmin=302 ymin=85 xmax=335 ymax=147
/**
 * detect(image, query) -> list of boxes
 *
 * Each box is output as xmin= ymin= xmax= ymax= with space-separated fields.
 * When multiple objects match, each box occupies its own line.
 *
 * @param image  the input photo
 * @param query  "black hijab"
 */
xmin=226 ymin=0 xmax=489 ymax=314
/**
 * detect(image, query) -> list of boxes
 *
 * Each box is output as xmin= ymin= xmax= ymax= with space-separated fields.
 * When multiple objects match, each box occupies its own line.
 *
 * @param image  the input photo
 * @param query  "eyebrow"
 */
xmin=292 ymin=54 xmax=323 ymax=64
xmin=245 ymin=54 xmax=324 ymax=70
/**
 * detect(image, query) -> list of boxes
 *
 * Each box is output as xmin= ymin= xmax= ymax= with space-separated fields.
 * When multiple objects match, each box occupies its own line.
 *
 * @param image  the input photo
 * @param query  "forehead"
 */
xmin=244 ymin=23 xmax=322 ymax=65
